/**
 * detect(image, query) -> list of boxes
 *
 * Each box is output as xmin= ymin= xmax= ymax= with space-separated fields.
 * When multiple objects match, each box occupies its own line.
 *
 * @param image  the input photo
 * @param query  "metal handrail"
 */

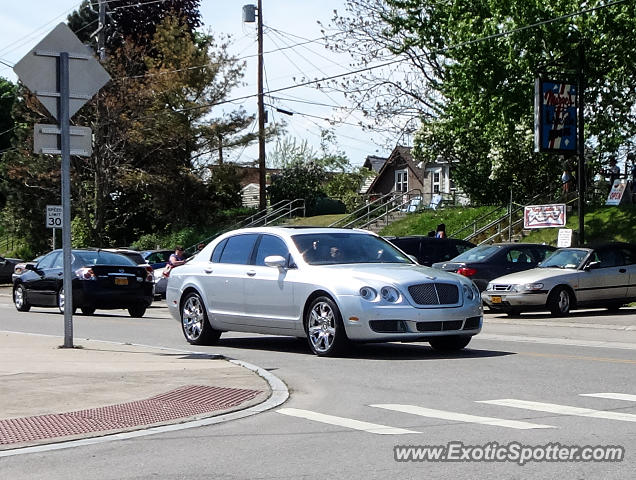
xmin=474 ymin=194 xmax=578 ymax=245
xmin=329 ymin=189 xmax=423 ymax=229
xmin=185 ymin=198 xmax=306 ymax=254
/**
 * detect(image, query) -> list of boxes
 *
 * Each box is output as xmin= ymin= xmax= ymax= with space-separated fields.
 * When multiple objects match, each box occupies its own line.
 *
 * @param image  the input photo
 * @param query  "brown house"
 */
xmin=362 ymin=146 xmax=452 ymax=206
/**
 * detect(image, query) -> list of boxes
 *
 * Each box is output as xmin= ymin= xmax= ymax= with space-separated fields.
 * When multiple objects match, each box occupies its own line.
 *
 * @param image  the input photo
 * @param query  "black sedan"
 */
xmin=12 ymin=249 xmax=154 ymax=317
xmin=432 ymin=243 xmax=557 ymax=291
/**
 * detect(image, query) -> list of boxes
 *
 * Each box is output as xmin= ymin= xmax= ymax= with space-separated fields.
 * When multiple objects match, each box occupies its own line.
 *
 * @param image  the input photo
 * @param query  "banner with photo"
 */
xmin=534 ymin=78 xmax=577 ymax=153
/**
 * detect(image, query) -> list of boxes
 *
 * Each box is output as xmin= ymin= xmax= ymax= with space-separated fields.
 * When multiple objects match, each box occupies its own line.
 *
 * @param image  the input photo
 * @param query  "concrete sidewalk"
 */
xmin=0 ymin=331 xmax=273 ymax=451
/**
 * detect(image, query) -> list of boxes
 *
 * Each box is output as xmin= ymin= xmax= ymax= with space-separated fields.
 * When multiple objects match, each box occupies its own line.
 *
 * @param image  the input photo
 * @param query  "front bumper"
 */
xmin=481 ymin=290 xmax=548 ymax=310
xmin=336 ymin=295 xmax=483 ymax=341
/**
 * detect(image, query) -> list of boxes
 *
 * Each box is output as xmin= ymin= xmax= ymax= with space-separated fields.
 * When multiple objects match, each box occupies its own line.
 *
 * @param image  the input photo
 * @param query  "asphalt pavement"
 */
xmin=0 ymin=284 xmax=282 ymax=452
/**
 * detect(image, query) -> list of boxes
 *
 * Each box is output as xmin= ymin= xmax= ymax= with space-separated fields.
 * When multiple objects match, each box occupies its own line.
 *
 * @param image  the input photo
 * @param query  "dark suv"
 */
xmin=384 ymin=236 xmax=476 ymax=267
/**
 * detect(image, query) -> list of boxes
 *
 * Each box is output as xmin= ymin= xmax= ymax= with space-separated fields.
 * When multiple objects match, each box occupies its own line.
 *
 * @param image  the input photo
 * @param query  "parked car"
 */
xmin=103 ymin=248 xmax=146 ymax=266
xmin=482 ymin=243 xmax=636 ymax=316
xmin=432 ymin=243 xmax=557 ymax=292
xmin=141 ymin=249 xmax=174 ymax=270
xmin=13 ymin=249 xmax=154 ymax=317
xmin=384 ymin=236 xmax=475 ymax=266
xmin=166 ymin=227 xmax=483 ymax=356
xmin=1 ymin=255 xmax=23 ymax=283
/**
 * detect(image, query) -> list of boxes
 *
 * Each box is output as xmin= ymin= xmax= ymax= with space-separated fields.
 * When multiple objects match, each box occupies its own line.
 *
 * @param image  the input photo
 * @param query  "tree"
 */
xmin=0 ymin=78 xmax=17 ymax=209
xmin=326 ymin=0 xmax=636 ymax=203
xmin=2 ymin=9 xmax=261 ymax=251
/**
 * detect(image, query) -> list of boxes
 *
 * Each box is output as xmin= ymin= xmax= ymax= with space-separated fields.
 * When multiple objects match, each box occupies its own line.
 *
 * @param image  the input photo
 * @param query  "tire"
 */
xmin=305 ymin=296 xmax=349 ymax=356
xmin=429 ymin=335 xmax=472 ymax=352
xmin=57 ymin=288 xmax=76 ymax=314
xmin=180 ymin=292 xmax=221 ymax=345
xmin=13 ymin=285 xmax=31 ymax=312
xmin=128 ymin=305 xmax=147 ymax=318
xmin=547 ymin=286 xmax=573 ymax=316
xmin=81 ymin=306 xmax=96 ymax=316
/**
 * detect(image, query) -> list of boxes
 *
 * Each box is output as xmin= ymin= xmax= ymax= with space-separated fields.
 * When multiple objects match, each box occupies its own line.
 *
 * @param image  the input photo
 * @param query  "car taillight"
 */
xmin=75 ymin=267 xmax=96 ymax=280
xmin=144 ymin=266 xmax=154 ymax=282
xmin=457 ymin=267 xmax=477 ymax=277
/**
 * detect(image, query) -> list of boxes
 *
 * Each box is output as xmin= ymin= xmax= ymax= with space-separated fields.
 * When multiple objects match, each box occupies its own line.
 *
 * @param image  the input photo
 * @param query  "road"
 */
xmin=0 ymin=288 xmax=634 ymax=479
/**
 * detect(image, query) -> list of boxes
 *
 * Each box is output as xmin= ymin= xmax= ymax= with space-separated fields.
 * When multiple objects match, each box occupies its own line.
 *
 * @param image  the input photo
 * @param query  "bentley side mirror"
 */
xmin=264 ymin=255 xmax=287 ymax=269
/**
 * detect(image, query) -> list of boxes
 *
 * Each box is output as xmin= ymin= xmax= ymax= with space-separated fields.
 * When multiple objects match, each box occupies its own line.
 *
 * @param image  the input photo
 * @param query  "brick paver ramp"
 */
xmin=0 ymin=385 xmax=262 ymax=446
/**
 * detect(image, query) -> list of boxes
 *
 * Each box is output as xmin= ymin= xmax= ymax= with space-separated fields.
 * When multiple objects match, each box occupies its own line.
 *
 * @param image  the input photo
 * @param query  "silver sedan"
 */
xmin=166 ymin=227 xmax=482 ymax=356
xmin=482 ymin=243 xmax=636 ymax=316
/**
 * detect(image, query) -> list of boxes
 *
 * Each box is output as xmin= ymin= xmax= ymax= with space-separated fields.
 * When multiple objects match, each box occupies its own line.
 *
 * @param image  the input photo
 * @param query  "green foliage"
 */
xmin=71 ymin=216 xmax=93 ymax=248
xmin=268 ymin=162 xmax=327 ymax=215
xmin=379 ymin=205 xmax=506 ymax=237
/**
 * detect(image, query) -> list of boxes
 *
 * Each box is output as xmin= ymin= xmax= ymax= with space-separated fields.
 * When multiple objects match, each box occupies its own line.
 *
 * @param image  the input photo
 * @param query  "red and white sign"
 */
xmin=524 ymin=204 xmax=566 ymax=229
xmin=606 ymin=181 xmax=628 ymax=206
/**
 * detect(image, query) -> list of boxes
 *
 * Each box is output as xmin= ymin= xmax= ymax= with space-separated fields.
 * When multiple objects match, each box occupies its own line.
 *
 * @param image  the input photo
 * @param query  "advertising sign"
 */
xmin=534 ymin=78 xmax=577 ymax=153
xmin=606 ymin=181 xmax=631 ymax=206
xmin=524 ymin=204 xmax=566 ymax=229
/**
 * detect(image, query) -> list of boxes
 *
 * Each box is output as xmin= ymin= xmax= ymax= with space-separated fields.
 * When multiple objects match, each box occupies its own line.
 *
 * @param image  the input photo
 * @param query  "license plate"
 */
xmin=115 ymin=277 xmax=128 ymax=286
xmin=490 ymin=296 xmax=502 ymax=304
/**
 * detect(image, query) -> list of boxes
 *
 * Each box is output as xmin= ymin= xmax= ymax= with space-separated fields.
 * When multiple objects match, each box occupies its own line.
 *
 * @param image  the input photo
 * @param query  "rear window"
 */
xmin=74 ymin=251 xmax=137 ymax=266
xmin=452 ymin=245 xmax=500 ymax=262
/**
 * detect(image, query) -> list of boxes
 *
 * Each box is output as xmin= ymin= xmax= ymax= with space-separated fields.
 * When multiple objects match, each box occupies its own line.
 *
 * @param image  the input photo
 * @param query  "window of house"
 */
xmin=433 ymin=170 xmax=441 ymax=194
xmin=395 ymin=169 xmax=408 ymax=192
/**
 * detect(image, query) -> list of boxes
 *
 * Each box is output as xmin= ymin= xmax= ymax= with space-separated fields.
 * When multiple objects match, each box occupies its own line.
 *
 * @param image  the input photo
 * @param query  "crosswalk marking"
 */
xmin=580 ymin=393 xmax=636 ymax=402
xmin=370 ymin=404 xmax=555 ymax=430
xmin=478 ymin=399 xmax=636 ymax=422
xmin=277 ymin=408 xmax=419 ymax=435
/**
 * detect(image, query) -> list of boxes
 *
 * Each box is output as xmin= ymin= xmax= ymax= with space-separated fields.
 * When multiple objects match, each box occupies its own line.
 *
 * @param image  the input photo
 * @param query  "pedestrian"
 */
xmin=605 ymin=158 xmax=620 ymax=188
xmin=561 ymin=167 xmax=575 ymax=194
xmin=435 ymin=223 xmax=446 ymax=239
xmin=168 ymin=246 xmax=186 ymax=267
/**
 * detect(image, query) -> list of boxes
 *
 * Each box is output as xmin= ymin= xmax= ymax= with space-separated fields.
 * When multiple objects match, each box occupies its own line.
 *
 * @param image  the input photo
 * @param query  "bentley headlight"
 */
xmin=463 ymin=284 xmax=474 ymax=301
xmin=380 ymin=286 xmax=400 ymax=303
xmin=359 ymin=286 xmax=377 ymax=301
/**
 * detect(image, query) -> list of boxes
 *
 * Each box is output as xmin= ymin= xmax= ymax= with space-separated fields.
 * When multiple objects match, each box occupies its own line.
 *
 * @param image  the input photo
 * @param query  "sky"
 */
xmin=0 ymin=0 xmax=397 ymax=166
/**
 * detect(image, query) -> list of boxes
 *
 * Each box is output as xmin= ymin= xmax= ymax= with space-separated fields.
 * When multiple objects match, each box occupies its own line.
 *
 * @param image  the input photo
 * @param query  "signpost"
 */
xmin=46 ymin=205 xmax=63 ymax=249
xmin=14 ymin=23 xmax=110 ymax=348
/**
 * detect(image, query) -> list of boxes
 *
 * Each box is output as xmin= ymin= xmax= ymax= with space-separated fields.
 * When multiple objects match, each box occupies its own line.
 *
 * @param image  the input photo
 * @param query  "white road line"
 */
xmin=277 ymin=408 xmax=418 ymax=435
xmin=370 ymin=404 xmax=555 ymax=430
xmin=580 ymin=393 xmax=636 ymax=402
xmin=478 ymin=399 xmax=636 ymax=422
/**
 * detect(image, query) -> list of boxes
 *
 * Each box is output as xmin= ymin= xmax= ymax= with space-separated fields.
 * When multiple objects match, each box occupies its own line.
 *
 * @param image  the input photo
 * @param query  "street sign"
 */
xmin=34 ymin=124 xmax=92 ymax=156
xmin=13 ymin=23 xmax=110 ymax=120
xmin=46 ymin=205 xmax=63 ymax=229
xmin=14 ymin=23 xmax=111 ymax=349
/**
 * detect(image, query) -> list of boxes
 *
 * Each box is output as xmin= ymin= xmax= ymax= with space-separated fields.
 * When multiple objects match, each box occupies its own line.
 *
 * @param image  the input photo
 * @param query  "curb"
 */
xmin=0 ymin=339 xmax=290 ymax=457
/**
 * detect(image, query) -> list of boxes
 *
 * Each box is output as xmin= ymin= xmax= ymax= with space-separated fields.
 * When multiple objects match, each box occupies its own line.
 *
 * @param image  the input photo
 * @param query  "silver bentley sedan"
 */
xmin=166 ymin=227 xmax=482 ymax=356
xmin=482 ymin=243 xmax=636 ymax=317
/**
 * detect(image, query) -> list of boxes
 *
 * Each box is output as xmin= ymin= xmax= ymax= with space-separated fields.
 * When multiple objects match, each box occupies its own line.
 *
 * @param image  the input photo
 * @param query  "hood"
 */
xmin=317 ymin=263 xmax=466 ymax=286
xmin=489 ymin=267 xmax=577 ymax=284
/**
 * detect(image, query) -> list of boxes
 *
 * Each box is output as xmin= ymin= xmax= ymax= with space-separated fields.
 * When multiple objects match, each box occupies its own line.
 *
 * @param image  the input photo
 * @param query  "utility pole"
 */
xmin=577 ymin=43 xmax=585 ymax=246
xmin=256 ymin=0 xmax=266 ymax=210
xmin=98 ymin=0 xmax=106 ymax=61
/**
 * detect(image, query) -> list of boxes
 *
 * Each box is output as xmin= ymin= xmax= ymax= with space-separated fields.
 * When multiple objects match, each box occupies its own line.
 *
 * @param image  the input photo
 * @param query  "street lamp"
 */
xmin=243 ymin=2 xmax=267 ymax=210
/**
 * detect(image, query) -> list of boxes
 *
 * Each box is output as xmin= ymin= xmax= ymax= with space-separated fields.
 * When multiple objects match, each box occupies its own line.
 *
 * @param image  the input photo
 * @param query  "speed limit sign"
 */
xmin=46 ymin=205 xmax=63 ymax=229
